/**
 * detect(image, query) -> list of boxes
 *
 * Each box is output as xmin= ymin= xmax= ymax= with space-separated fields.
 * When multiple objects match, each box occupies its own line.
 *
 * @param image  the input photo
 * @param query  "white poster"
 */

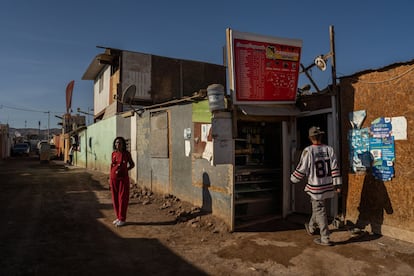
xmin=201 ymin=124 xmax=211 ymax=142
xmin=184 ymin=140 xmax=191 ymax=157
xmin=391 ymin=116 xmax=407 ymax=140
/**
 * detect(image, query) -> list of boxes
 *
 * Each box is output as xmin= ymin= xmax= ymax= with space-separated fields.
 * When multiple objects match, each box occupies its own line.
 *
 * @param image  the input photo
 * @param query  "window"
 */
xmin=98 ymin=72 xmax=104 ymax=93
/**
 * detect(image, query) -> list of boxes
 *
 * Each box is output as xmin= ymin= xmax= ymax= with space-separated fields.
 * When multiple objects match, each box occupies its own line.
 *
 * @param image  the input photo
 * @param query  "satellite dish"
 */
xmin=314 ymin=56 xmax=327 ymax=71
xmin=121 ymin=84 xmax=136 ymax=104
xmin=119 ymin=84 xmax=145 ymax=117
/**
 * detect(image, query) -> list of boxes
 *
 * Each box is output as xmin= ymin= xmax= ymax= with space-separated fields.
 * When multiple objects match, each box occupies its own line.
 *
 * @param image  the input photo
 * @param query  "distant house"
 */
xmin=339 ymin=59 xmax=414 ymax=243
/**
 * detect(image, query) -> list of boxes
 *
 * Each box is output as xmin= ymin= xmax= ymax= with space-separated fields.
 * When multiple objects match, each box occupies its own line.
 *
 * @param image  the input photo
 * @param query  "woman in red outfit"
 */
xmin=110 ymin=137 xmax=135 ymax=227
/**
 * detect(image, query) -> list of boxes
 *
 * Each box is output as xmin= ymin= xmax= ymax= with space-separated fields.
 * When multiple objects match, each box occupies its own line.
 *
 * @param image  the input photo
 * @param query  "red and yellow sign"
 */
xmin=227 ymin=29 xmax=302 ymax=104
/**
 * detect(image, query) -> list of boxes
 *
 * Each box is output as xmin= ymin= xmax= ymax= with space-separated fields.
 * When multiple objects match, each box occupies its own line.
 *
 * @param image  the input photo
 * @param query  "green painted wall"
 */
xmin=76 ymin=115 xmax=131 ymax=174
xmin=192 ymin=100 xmax=211 ymax=123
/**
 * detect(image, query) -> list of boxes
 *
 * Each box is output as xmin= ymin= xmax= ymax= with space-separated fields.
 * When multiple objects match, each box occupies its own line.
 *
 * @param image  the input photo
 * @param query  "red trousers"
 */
xmin=110 ymin=177 xmax=130 ymax=221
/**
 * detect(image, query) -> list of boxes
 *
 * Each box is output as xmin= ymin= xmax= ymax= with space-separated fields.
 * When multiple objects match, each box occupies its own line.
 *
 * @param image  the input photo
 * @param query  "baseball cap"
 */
xmin=309 ymin=126 xmax=325 ymax=137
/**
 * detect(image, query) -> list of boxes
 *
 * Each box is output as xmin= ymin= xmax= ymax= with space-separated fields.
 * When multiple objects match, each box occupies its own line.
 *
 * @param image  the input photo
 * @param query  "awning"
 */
xmin=237 ymin=104 xmax=301 ymax=116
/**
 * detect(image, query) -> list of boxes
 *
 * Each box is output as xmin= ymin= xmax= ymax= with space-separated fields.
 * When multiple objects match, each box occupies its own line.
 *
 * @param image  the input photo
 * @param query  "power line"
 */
xmin=0 ymin=104 xmax=63 ymax=114
xmin=337 ymin=65 xmax=414 ymax=85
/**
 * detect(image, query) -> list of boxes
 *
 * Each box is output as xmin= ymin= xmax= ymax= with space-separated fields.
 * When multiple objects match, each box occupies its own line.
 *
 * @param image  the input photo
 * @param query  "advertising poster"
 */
xmin=369 ymin=127 xmax=395 ymax=181
xmin=370 ymin=117 xmax=392 ymax=138
xmin=226 ymin=29 xmax=302 ymax=104
xmin=348 ymin=116 xmax=396 ymax=181
xmin=369 ymin=117 xmax=395 ymax=181
xmin=349 ymin=128 xmax=370 ymax=173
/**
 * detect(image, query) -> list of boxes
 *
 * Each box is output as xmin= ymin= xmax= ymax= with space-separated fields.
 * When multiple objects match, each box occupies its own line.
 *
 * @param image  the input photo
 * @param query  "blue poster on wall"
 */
xmin=369 ymin=117 xmax=395 ymax=181
xmin=372 ymin=161 xmax=395 ymax=181
xmin=348 ymin=116 xmax=396 ymax=181
xmin=370 ymin=117 xmax=392 ymax=138
xmin=349 ymin=128 xmax=370 ymax=173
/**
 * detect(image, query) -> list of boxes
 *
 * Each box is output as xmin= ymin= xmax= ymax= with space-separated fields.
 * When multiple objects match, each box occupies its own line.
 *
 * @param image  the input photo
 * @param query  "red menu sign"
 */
xmin=227 ymin=29 xmax=302 ymax=104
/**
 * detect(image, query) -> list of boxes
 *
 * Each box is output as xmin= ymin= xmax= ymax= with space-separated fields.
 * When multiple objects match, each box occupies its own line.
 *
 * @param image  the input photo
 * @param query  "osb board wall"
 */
xmin=339 ymin=62 xmax=414 ymax=236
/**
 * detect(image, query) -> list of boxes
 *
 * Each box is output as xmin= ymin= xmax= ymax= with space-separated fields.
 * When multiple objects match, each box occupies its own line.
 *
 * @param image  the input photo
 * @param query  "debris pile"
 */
xmin=129 ymin=183 xmax=229 ymax=233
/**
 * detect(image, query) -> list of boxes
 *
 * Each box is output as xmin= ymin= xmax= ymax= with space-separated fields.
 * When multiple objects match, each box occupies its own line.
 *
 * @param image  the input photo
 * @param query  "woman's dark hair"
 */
xmin=113 ymin=136 xmax=127 ymax=151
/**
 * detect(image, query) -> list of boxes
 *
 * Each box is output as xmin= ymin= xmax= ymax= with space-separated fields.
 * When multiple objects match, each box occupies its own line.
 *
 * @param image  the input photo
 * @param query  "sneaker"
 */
xmin=112 ymin=219 xmax=119 ymax=225
xmin=304 ymin=223 xmax=315 ymax=236
xmin=313 ymin=238 xmax=333 ymax=246
xmin=349 ymin=227 xmax=362 ymax=237
xmin=116 ymin=220 xmax=126 ymax=227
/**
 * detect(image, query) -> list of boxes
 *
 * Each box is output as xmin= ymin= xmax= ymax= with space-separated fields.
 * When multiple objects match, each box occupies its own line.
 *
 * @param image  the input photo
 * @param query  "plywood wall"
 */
xmin=339 ymin=62 xmax=414 ymax=241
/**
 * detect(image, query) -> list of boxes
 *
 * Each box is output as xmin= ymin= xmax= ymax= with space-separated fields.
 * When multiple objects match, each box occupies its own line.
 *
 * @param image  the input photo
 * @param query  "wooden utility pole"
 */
xmin=330 ymin=25 xmax=337 ymax=92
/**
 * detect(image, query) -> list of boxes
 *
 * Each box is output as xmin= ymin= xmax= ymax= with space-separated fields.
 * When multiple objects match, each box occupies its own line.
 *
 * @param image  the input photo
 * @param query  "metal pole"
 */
xmin=47 ymin=111 xmax=50 ymax=142
xmin=330 ymin=25 xmax=337 ymax=93
xmin=329 ymin=25 xmax=338 ymax=154
xmin=329 ymin=25 xmax=341 ymax=216
xmin=300 ymin=64 xmax=321 ymax=93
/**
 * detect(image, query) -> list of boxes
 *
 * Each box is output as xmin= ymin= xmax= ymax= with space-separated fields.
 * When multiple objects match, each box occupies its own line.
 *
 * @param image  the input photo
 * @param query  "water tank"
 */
xmin=207 ymin=84 xmax=225 ymax=112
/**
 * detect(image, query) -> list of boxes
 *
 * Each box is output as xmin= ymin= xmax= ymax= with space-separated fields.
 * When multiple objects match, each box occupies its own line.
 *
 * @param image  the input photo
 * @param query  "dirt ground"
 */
xmin=1 ymin=156 xmax=414 ymax=275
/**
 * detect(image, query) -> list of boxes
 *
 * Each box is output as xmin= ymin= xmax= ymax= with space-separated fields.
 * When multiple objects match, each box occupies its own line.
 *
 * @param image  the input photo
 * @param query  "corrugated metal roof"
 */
xmin=82 ymin=47 xmax=121 ymax=80
xmin=237 ymin=104 xmax=301 ymax=116
xmin=82 ymin=55 xmax=106 ymax=80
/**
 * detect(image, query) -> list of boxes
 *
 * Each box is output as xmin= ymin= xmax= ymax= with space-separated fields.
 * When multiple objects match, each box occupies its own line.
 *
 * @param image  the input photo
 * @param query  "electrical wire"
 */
xmin=340 ymin=65 xmax=414 ymax=85
xmin=0 ymin=104 xmax=63 ymax=114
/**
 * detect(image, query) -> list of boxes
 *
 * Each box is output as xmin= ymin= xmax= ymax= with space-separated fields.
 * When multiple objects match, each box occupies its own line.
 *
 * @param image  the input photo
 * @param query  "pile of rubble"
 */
xmin=129 ymin=183 xmax=229 ymax=233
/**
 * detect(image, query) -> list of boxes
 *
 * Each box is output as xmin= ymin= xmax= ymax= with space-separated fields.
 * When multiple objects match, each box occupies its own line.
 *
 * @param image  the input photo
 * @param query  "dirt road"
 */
xmin=1 ymin=157 xmax=413 ymax=275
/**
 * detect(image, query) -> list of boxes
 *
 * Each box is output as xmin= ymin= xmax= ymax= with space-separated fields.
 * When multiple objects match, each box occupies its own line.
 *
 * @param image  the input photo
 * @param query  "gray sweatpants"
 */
xmin=309 ymin=199 xmax=330 ymax=243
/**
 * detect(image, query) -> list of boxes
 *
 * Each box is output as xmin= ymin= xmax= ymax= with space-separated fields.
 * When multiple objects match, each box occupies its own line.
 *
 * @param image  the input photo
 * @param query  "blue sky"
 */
xmin=1 ymin=0 xmax=413 ymax=129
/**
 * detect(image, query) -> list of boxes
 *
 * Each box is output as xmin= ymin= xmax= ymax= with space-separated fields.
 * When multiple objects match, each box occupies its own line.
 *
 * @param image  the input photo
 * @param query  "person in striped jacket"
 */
xmin=291 ymin=126 xmax=342 ymax=246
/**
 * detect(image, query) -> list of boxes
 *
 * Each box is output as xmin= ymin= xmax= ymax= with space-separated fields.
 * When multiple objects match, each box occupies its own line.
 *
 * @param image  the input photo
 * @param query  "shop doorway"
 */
xmin=293 ymin=114 xmax=329 ymax=215
xmin=234 ymin=120 xmax=283 ymax=229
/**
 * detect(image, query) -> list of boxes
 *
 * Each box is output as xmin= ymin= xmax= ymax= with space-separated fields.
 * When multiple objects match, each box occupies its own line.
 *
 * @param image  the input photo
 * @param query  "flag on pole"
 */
xmin=66 ymin=80 xmax=75 ymax=114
